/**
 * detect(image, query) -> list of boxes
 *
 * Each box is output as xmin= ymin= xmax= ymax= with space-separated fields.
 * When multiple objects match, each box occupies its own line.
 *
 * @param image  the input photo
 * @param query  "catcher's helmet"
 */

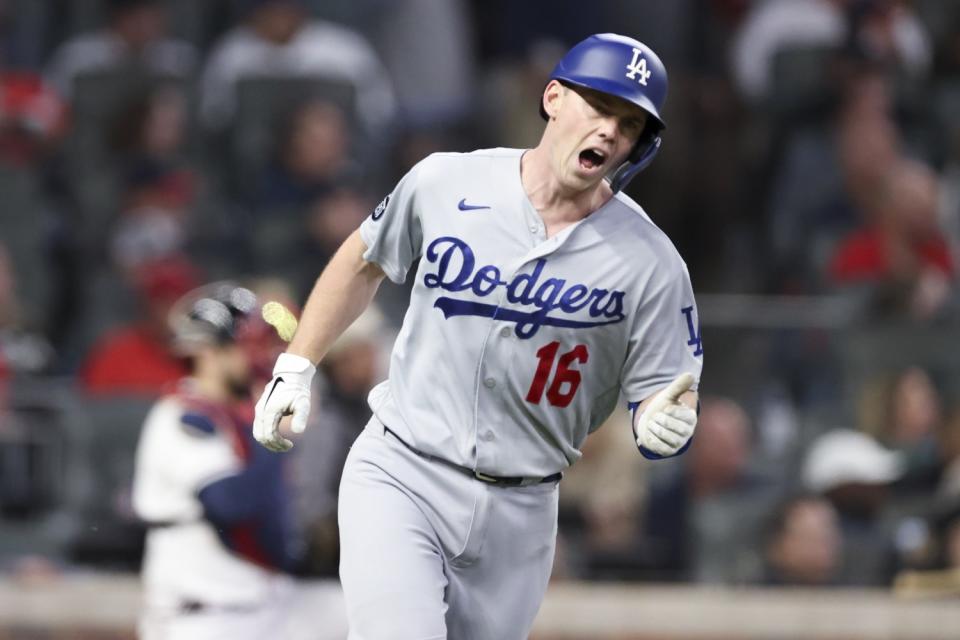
xmin=541 ymin=33 xmax=668 ymax=192
xmin=168 ymin=282 xmax=260 ymax=355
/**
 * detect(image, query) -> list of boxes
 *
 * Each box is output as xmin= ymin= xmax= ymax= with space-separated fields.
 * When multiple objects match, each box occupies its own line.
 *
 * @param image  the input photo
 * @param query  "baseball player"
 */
xmin=133 ymin=282 xmax=298 ymax=640
xmin=254 ymin=33 xmax=703 ymax=639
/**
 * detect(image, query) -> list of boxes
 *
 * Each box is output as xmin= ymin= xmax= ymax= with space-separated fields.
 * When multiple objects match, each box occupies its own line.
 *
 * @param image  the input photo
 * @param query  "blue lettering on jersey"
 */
xmin=681 ymin=305 xmax=703 ymax=356
xmin=423 ymin=236 xmax=626 ymax=339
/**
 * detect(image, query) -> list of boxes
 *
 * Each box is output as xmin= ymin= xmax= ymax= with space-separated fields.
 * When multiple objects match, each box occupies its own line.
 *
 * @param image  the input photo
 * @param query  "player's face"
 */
xmin=215 ymin=343 xmax=254 ymax=399
xmin=549 ymin=83 xmax=648 ymax=190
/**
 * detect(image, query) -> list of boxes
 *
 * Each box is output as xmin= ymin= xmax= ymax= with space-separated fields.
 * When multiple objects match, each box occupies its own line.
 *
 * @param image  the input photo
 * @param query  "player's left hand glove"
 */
xmin=253 ymin=353 xmax=315 ymax=452
xmin=634 ymin=373 xmax=697 ymax=457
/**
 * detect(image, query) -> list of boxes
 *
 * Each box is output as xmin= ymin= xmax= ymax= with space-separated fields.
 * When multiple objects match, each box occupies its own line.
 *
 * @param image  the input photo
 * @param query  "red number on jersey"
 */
xmin=525 ymin=341 xmax=559 ymax=404
xmin=525 ymin=341 xmax=589 ymax=408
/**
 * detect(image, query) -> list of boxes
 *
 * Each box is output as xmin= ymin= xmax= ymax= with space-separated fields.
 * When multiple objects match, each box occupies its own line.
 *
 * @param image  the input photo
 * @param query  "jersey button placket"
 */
xmin=475 ymin=319 xmax=509 ymax=471
xmin=475 ymin=366 xmax=499 ymax=470
xmin=523 ymin=206 xmax=545 ymax=240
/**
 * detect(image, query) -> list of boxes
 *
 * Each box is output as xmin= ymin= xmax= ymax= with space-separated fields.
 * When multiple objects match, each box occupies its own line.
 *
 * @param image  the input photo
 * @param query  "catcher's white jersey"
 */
xmin=359 ymin=147 xmax=703 ymax=478
xmin=132 ymin=394 xmax=281 ymax=607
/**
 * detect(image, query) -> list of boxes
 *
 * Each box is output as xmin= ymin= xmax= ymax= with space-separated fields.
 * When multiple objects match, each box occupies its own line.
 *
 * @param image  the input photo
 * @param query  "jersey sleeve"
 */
xmin=620 ymin=261 xmax=703 ymax=404
xmin=132 ymin=400 xmax=241 ymax=523
xmin=358 ymin=162 xmax=424 ymax=283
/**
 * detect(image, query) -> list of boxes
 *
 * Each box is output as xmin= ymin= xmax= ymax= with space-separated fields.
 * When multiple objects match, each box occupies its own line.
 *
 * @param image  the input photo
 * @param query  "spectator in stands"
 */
xmin=948 ymin=511 xmax=960 ymax=572
xmin=828 ymin=159 xmax=953 ymax=318
xmin=643 ymin=397 xmax=774 ymax=583
xmin=79 ymin=257 xmax=198 ymax=395
xmin=0 ymin=57 xmax=68 ymax=341
xmin=893 ymin=499 xmax=960 ymax=597
xmin=836 ymin=72 xmax=901 ymax=216
xmin=862 ymin=367 xmax=946 ymax=495
xmin=249 ymin=185 xmax=371 ymax=299
xmin=372 ymin=0 xmax=474 ymax=128
xmin=803 ymin=429 xmax=905 ymax=585
xmin=0 ymin=64 xmax=67 ymax=167
xmin=254 ymin=98 xmax=357 ymax=211
xmin=0 ymin=241 xmax=54 ymax=377
xmin=199 ymin=0 xmax=396 ymax=137
xmin=766 ymin=68 xmax=901 ymax=292
xmin=291 ymin=305 xmax=388 ymax=576
xmin=482 ymin=39 xmax=567 ymax=152
xmin=554 ymin=408 xmax=648 ymax=581
xmin=45 ymin=0 xmax=197 ymax=100
xmin=109 ymin=158 xmax=196 ymax=274
xmin=937 ymin=405 xmax=960 ymax=499
xmin=108 ymin=86 xmax=190 ymax=169
xmin=302 ymin=188 xmax=369 ymax=264
xmin=730 ymin=0 xmax=932 ymax=104
xmin=887 ymin=396 xmax=960 ymax=584
xmin=763 ymin=495 xmax=843 ymax=586
xmin=133 ymin=281 xmax=300 ymax=638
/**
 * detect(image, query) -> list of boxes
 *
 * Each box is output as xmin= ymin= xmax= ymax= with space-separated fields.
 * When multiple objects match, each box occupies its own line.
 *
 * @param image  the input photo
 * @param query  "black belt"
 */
xmin=178 ymin=599 xmax=260 ymax=615
xmin=383 ymin=425 xmax=562 ymax=487
xmin=144 ymin=520 xmax=188 ymax=529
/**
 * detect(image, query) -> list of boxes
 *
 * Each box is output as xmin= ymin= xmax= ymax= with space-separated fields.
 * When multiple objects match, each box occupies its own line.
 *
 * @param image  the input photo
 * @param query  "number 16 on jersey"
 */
xmin=525 ymin=342 xmax=589 ymax=408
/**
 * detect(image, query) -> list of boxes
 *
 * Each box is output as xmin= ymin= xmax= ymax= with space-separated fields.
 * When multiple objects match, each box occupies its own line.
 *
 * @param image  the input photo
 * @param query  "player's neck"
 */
xmin=521 ymin=147 xmax=613 ymax=236
xmin=191 ymin=361 xmax=233 ymax=403
xmin=193 ymin=377 xmax=231 ymax=403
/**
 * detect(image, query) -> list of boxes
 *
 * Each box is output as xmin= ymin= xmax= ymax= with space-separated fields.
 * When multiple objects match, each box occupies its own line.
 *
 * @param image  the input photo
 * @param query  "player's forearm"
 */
xmin=287 ymin=229 xmax=385 ymax=365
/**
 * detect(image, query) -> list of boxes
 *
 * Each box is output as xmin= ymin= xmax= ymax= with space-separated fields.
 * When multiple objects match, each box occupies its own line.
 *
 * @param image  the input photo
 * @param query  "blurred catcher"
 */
xmin=132 ymin=282 xmax=299 ymax=640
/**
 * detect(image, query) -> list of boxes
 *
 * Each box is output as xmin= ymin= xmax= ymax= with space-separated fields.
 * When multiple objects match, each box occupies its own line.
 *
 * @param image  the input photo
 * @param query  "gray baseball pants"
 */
xmin=338 ymin=417 xmax=558 ymax=639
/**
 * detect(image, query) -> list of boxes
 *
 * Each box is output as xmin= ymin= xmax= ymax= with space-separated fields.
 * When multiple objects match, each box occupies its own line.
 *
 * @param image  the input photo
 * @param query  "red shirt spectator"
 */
xmin=80 ymin=257 xmax=198 ymax=395
xmin=829 ymin=227 xmax=953 ymax=283
xmin=0 ymin=71 xmax=67 ymax=165
xmin=828 ymin=159 xmax=953 ymax=285
xmin=80 ymin=325 xmax=187 ymax=394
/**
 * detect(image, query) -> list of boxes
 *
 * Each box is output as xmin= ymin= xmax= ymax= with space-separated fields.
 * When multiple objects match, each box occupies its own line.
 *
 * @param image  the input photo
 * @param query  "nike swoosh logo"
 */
xmin=264 ymin=376 xmax=284 ymax=405
xmin=458 ymin=198 xmax=491 ymax=211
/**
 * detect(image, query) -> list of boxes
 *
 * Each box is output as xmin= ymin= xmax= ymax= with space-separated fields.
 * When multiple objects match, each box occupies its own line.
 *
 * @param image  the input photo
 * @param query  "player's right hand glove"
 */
xmin=634 ymin=372 xmax=697 ymax=457
xmin=253 ymin=353 xmax=316 ymax=452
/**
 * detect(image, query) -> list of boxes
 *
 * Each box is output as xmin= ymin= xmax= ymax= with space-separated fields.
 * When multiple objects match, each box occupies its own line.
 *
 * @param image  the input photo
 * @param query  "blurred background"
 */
xmin=1 ymin=0 xmax=960 ymax=637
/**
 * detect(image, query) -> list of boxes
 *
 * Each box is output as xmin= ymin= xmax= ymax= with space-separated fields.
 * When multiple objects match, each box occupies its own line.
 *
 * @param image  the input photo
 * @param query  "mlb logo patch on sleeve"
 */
xmin=372 ymin=195 xmax=390 ymax=220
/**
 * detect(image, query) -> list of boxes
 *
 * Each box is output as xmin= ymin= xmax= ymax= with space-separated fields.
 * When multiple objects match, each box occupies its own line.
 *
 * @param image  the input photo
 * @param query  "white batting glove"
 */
xmin=253 ymin=353 xmax=316 ymax=452
xmin=634 ymin=373 xmax=698 ymax=457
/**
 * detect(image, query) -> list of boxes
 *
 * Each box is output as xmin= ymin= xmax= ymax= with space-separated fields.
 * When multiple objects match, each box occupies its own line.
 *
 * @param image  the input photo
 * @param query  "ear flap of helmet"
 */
xmin=629 ymin=119 xmax=661 ymax=162
xmin=610 ymin=136 xmax=661 ymax=193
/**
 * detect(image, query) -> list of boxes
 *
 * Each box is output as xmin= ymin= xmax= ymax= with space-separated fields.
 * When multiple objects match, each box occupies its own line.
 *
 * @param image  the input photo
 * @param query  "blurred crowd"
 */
xmin=1 ymin=0 xmax=960 ymax=599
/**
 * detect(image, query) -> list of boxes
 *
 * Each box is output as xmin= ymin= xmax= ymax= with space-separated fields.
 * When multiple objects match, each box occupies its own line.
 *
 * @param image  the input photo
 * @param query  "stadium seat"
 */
xmin=0 ymin=379 xmax=84 ymax=564
xmin=67 ymin=393 xmax=155 ymax=570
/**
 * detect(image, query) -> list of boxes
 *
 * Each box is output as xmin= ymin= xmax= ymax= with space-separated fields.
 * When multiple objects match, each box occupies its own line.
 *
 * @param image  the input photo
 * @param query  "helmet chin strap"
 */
xmin=608 ymin=137 xmax=661 ymax=193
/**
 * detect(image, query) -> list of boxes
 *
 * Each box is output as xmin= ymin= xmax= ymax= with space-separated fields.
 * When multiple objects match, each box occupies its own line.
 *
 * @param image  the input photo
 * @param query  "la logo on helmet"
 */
xmin=625 ymin=48 xmax=651 ymax=86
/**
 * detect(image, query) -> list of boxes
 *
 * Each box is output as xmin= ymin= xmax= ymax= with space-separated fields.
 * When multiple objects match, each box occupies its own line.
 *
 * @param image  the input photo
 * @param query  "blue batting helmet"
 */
xmin=541 ymin=33 xmax=668 ymax=192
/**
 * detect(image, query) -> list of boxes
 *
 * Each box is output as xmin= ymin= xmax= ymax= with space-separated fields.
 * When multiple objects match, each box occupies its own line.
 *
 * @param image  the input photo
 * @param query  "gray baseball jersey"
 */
xmin=358 ymin=147 xmax=703 ymax=478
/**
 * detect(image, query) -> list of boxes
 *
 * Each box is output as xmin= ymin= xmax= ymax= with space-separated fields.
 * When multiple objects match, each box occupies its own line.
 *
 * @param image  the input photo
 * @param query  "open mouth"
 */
xmin=578 ymin=148 xmax=607 ymax=170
